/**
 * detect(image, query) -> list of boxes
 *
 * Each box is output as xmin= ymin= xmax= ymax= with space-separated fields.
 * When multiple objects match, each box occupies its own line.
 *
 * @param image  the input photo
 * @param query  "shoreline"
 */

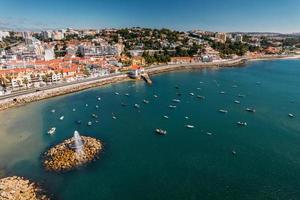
xmin=0 ymin=55 xmax=299 ymax=112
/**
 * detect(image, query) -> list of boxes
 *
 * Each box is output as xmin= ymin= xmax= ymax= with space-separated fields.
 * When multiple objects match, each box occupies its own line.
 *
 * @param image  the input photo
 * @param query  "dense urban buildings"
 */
xmin=0 ymin=27 xmax=300 ymax=95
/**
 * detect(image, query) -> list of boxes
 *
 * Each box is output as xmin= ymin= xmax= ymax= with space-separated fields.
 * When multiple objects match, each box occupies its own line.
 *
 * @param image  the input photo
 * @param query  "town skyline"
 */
xmin=1 ymin=0 xmax=300 ymax=33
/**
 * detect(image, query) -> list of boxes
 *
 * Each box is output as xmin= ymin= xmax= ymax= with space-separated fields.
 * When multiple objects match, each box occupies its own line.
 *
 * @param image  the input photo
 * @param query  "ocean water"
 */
xmin=1 ymin=60 xmax=300 ymax=199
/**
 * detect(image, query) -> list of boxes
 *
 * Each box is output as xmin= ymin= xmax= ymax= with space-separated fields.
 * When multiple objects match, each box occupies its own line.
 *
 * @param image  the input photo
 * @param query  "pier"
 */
xmin=141 ymin=73 xmax=152 ymax=84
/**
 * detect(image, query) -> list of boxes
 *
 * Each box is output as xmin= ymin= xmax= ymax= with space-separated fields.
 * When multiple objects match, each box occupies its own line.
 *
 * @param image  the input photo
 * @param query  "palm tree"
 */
xmin=23 ymin=78 xmax=29 ymax=88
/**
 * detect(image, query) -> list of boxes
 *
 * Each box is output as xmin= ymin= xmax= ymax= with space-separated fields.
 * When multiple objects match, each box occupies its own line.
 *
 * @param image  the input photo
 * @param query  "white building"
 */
xmin=51 ymin=31 xmax=64 ymax=40
xmin=41 ymin=30 xmax=53 ymax=40
xmin=235 ymin=34 xmax=243 ymax=43
xmin=0 ymin=31 xmax=10 ymax=41
xmin=44 ymin=46 xmax=55 ymax=61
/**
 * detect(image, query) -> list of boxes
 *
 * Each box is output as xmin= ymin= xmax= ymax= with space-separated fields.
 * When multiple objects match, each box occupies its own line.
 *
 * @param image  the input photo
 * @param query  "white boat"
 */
xmin=115 ymin=92 xmax=120 ymax=95
xmin=51 ymin=109 xmax=56 ymax=113
xmin=186 ymin=125 xmax=194 ymax=129
xmin=197 ymin=88 xmax=201 ymax=90
xmin=220 ymin=91 xmax=226 ymax=94
xmin=245 ymin=108 xmax=256 ymax=113
xmin=72 ymin=108 xmax=76 ymax=112
xmin=185 ymin=116 xmax=189 ymax=120
xmin=219 ymin=109 xmax=228 ymax=114
xmin=153 ymin=94 xmax=158 ymax=98
xmin=59 ymin=116 xmax=64 ymax=120
xmin=234 ymin=100 xmax=240 ymax=104
xmin=124 ymin=93 xmax=130 ymax=96
xmin=134 ymin=104 xmax=140 ymax=108
xmin=87 ymin=121 xmax=92 ymax=126
xmin=232 ymin=150 xmax=237 ymax=155
xmin=238 ymin=94 xmax=246 ymax=98
xmin=232 ymin=85 xmax=238 ymax=88
xmin=172 ymin=99 xmax=181 ymax=103
xmin=92 ymin=114 xmax=98 ymax=118
xmin=200 ymin=81 xmax=204 ymax=84
xmin=155 ymin=128 xmax=167 ymax=135
xmin=197 ymin=95 xmax=205 ymax=99
xmin=168 ymin=105 xmax=176 ymax=108
xmin=206 ymin=132 xmax=213 ymax=136
xmin=288 ymin=113 xmax=295 ymax=118
xmin=85 ymin=104 xmax=89 ymax=107
xmin=189 ymin=93 xmax=195 ymax=96
xmin=143 ymin=100 xmax=150 ymax=104
xmin=95 ymin=105 xmax=99 ymax=109
xmin=112 ymin=116 xmax=117 ymax=120
xmin=237 ymin=121 xmax=247 ymax=126
xmin=47 ymin=127 xmax=56 ymax=135
xmin=97 ymin=97 xmax=101 ymax=101
xmin=163 ymin=115 xmax=169 ymax=119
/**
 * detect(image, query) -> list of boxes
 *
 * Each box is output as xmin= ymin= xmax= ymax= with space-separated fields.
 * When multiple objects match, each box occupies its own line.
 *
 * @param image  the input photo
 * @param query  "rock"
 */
xmin=0 ymin=176 xmax=49 ymax=200
xmin=43 ymin=136 xmax=102 ymax=172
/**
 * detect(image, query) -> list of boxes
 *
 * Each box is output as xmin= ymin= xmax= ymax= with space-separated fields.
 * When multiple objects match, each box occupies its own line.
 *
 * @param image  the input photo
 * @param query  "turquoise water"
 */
xmin=1 ymin=60 xmax=300 ymax=199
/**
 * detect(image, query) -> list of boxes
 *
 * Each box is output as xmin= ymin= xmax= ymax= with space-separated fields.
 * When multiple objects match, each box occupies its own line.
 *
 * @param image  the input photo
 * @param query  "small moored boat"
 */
xmin=163 ymin=115 xmax=169 ymax=119
xmin=186 ymin=125 xmax=194 ymax=129
xmin=47 ymin=127 xmax=56 ymax=135
xmin=232 ymin=150 xmax=237 ymax=155
xmin=197 ymin=95 xmax=205 ymax=99
xmin=245 ymin=108 xmax=256 ymax=113
xmin=168 ymin=105 xmax=176 ymax=108
xmin=288 ymin=113 xmax=295 ymax=118
xmin=134 ymin=104 xmax=140 ymax=108
xmin=51 ymin=109 xmax=56 ymax=113
xmin=234 ymin=100 xmax=240 ymax=104
xmin=172 ymin=99 xmax=181 ymax=103
xmin=237 ymin=121 xmax=247 ymax=126
xmin=92 ymin=114 xmax=98 ymax=118
xmin=219 ymin=109 xmax=228 ymax=114
xmin=59 ymin=116 xmax=64 ymax=120
xmin=156 ymin=128 xmax=167 ymax=135
xmin=189 ymin=93 xmax=195 ymax=96
xmin=87 ymin=121 xmax=92 ymax=126
xmin=143 ymin=100 xmax=149 ymax=104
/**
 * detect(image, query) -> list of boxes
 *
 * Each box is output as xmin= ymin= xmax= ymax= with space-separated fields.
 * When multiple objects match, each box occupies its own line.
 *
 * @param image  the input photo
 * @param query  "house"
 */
xmin=132 ymin=56 xmax=145 ymax=66
xmin=128 ymin=64 xmax=145 ymax=78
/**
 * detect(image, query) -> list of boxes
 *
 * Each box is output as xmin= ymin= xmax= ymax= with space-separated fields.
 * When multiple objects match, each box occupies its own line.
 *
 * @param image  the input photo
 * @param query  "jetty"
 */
xmin=141 ymin=73 xmax=152 ymax=84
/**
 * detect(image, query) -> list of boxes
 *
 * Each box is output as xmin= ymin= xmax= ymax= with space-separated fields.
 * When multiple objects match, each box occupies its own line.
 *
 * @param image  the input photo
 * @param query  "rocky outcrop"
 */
xmin=0 ymin=176 xmax=49 ymax=200
xmin=43 ymin=136 xmax=102 ymax=172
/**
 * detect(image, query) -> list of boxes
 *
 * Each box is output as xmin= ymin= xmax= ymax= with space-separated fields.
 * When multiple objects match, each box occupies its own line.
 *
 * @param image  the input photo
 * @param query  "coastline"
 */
xmin=0 ymin=55 xmax=299 ymax=112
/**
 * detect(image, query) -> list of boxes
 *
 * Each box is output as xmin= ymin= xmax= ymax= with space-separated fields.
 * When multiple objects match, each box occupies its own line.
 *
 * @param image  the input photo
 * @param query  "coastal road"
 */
xmin=0 ymin=72 xmax=126 ymax=100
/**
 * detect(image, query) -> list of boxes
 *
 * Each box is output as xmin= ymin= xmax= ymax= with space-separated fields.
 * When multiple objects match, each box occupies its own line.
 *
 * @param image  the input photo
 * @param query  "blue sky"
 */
xmin=0 ymin=0 xmax=300 ymax=32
